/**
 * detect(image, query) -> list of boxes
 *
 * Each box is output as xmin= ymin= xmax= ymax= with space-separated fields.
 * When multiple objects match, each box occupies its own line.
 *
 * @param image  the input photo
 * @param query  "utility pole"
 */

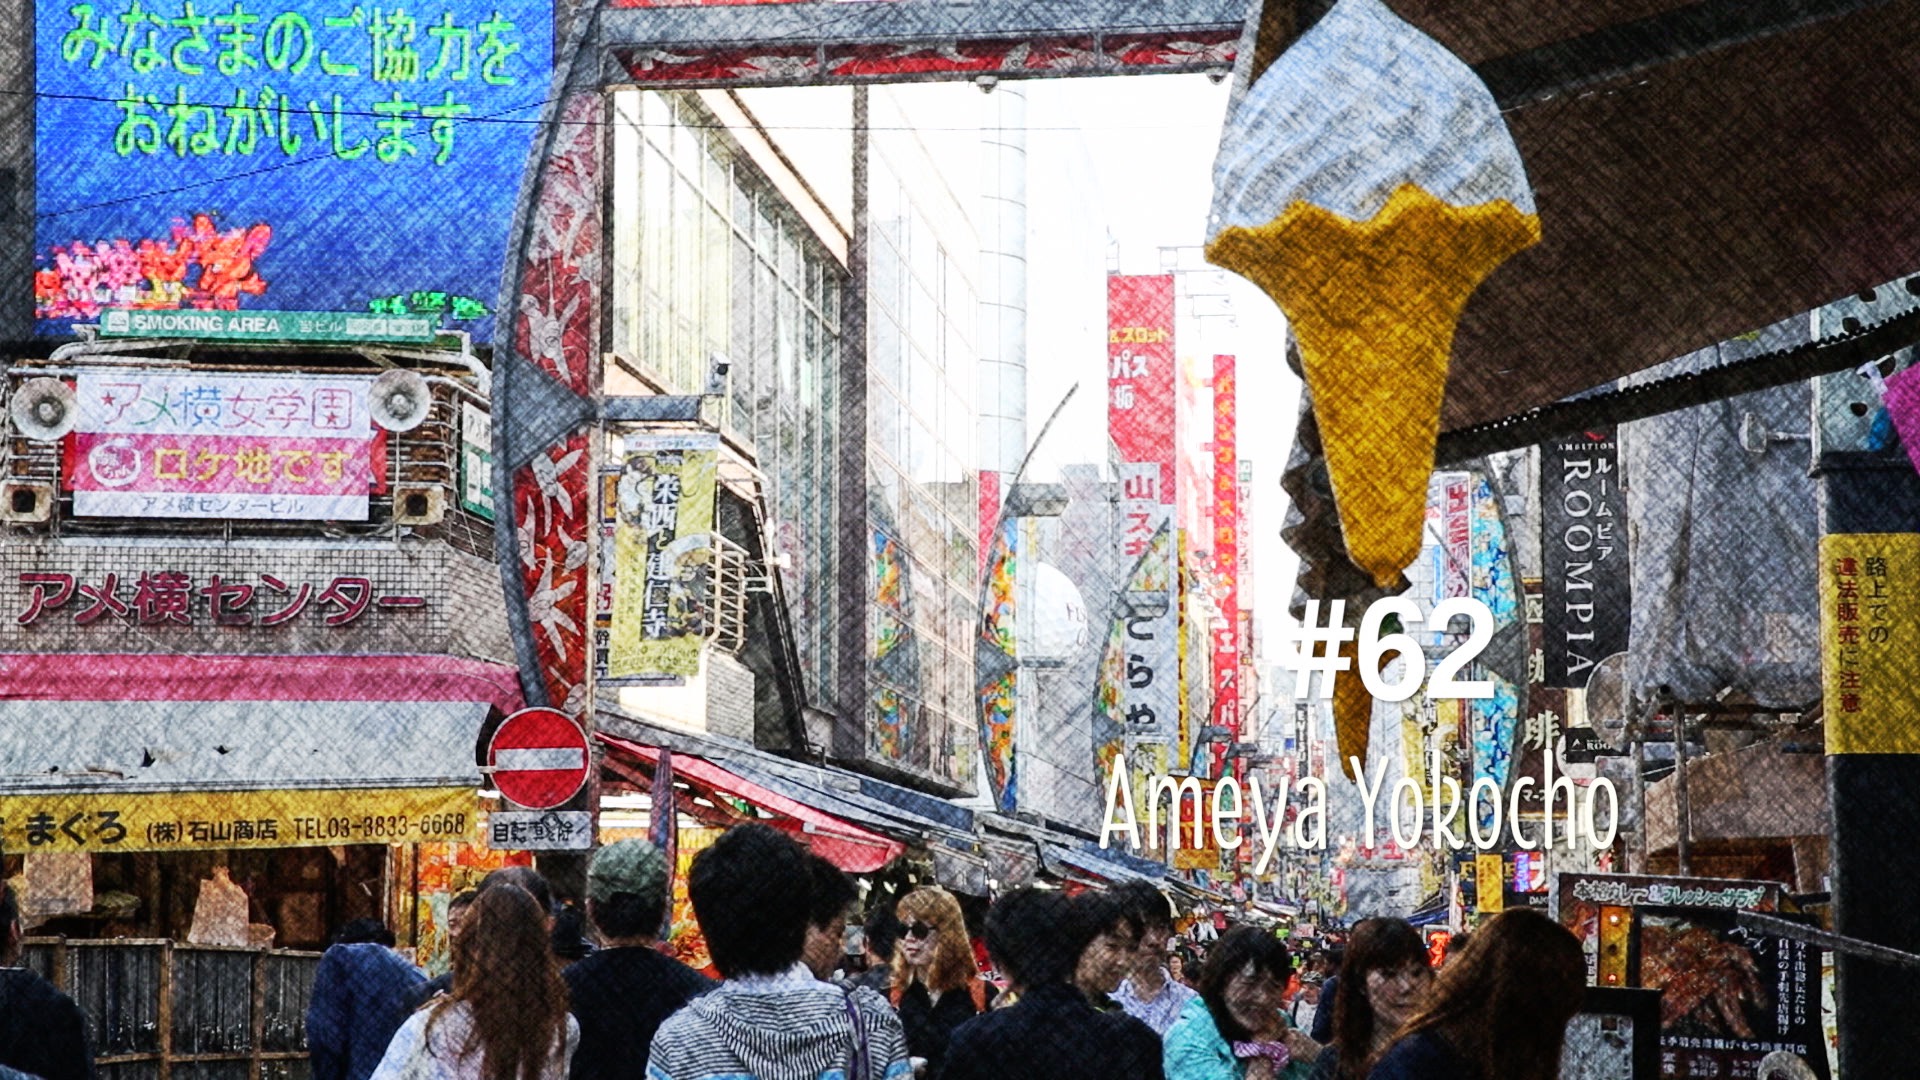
xmin=1817 ymin=446 xmax=1920 ymax=1077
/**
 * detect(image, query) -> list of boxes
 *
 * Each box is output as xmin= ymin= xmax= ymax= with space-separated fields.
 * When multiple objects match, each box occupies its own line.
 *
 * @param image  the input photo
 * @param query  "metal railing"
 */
xmin=708 ymin=532 xmax=754 ymax=654
xmin=21 ymin=936 xmax=320 ymax=1077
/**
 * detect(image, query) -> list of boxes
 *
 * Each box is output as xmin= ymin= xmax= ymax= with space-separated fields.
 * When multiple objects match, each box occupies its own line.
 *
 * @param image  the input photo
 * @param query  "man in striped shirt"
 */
xmin=647 ymin=824 xmax=911 ymax=1080
xmin=1109 ymin=882 xmax=1199 ymax=1037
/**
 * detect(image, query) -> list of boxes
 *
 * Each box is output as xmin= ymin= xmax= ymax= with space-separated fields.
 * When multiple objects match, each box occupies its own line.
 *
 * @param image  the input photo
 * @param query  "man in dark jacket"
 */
xmin=1309 ymin=948 xmax=1344 ymax=1045
xmin=562 ymin=840 xmax=713 ymax=1080
xmin=944 ymin=888 xmax=1164 ymax=1080
xmin=849 ymin=905 xmax=902 ymax=995
xmin=307 ymin=919 xmax=425 ymax=1080
xmin=0 ymin=884 xmax=93 ymax=1080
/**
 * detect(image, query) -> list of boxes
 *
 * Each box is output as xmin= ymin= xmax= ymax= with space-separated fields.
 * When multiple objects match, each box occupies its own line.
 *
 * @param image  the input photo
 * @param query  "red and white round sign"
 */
xmin=488 ymin=708 xmax=590 ymax=810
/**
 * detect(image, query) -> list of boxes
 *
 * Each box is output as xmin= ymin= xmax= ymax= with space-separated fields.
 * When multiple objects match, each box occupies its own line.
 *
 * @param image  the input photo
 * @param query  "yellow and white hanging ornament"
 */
xmin=1207 ymin=0 xmax=1539 ymax=587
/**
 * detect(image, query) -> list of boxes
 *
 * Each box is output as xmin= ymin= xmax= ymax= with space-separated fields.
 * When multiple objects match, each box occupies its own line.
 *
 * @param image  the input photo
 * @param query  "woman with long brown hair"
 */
xmin=1367 ymin=909 xmax=1585 ymax=1080
xmin=371 ymin=884 xmax=578 ymax=1080
xmin=1307 ymin=918 xmax=1430 ymax=1080
xmin=888 ymin=887 xmax=994 ymax=1080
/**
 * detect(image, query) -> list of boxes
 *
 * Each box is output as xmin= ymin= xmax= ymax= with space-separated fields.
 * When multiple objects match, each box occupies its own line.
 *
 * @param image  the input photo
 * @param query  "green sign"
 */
xmin=460 ymin=402 xmax=495 ymax=521
xmin=99 ymin=309 xmax=437 ymax=343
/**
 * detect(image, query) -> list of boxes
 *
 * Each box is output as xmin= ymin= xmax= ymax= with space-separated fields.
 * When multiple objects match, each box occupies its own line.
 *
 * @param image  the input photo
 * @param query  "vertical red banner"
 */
xmin=1107 ymin=275 xmax=1177 ymax=495
xmin=1107 ymin=275 xmax=1181 ymax=757
xmin=1211 ymin=354 xmax=1239 ymax=773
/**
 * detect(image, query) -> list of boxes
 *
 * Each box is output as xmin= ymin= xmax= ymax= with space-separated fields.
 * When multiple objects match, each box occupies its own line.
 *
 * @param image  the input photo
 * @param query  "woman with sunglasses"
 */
xmin=889 ymin=888 xmax=996 ymax=1080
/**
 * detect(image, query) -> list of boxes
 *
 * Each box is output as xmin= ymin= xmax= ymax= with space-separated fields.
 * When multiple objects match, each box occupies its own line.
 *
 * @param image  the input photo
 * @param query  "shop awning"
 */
xmin=979 ymin=832 xmax=1041 ymax=891
xmin=0 ymin=698 xmax=494 ymax=792
xmin=1039 ymin=841 xmax=1166 ymax=888
xmin=1645 ymin=736 xmax=1829 ymax=853
xmin=595 ymin=708 xmax=975 ymax=841
xmin=1165 ymin=874 xmax=1233 ymax=908
xmin=0 ymin=697 xmax=495 ymax=854
xmin=931 ymin=842 xmax=991 ymax=897
xmin=599 ymin=735 xmax=906 ymax=873
xmin=0 ymin=652 xmax=525 ymax=714
xmin=1407 ymin=894 xmax=1449 ymax=927
xmin=713 ymin=754 xmax=975 ymax=846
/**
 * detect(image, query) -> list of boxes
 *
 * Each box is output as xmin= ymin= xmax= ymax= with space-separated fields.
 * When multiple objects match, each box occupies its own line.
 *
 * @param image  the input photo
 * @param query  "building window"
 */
xmin=610 ymin=90 xmax=843 ymax=709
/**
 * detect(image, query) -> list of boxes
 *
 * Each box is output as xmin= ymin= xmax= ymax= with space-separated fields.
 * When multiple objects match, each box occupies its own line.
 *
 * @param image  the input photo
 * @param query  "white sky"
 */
xmin=742 ymin=74 xmax=1304 ymax=653
xmin=1019 ymin=74 xmax=1303 ymax=646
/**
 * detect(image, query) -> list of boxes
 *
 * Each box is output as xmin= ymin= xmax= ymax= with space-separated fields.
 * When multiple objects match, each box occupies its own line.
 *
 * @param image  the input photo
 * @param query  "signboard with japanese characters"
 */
xmin=607 ymin=431 xmax=720 ymax=678
xmin=67 ymin=370 xmax=380 ymax=520
xmin=1819 ymin=535 xmax=1918 ymax=753
xmin=1511 ymin=579 xmax=1572 ymax=820
xmin=1540 ymin=429 xmax=1630 ymax=686
xmin=13 ymin=566 xmax=419 ymax=628
xmin=460 ymin=400 xmax=494 ymax=520
xmin=1433 ymin=471 xmax=1472 ymax=644
xmin=0 ymin=541 xmax=506 ymax=659
xmin=99 ymin=309 xmax=436 ymax=342
xmin=1556 ymin=874 xmax=1827 ymax=1079
xmin=484 ymin=810 xmax=593 ymax=850
xmin=1108 ymin=275 xmax=1180 ymax=765
xmin=0 ymin=785 xmax=476 ymax=854
xmin=34 ymin=0 xmax=553 ymax=343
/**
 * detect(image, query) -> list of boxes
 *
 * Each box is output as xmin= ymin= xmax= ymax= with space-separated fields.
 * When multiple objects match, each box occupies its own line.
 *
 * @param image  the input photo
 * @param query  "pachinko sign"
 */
xmin=66 ymin=370 xmax=378 ymax=520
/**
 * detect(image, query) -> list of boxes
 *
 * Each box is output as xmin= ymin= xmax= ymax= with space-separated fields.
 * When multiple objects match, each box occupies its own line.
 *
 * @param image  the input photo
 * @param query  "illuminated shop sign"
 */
xmin=33 ymin=0 xmax=553 ymax=341
xmin=66 ymin=370 xmax=381 ymax=519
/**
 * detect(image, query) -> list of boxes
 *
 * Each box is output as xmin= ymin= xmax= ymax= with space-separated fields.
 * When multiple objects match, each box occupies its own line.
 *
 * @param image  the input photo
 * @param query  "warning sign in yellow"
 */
xmin=1819 ymin=534 xmax=1920 ymax=754
xmin=0 ymin=786 xmax=478 ymax=854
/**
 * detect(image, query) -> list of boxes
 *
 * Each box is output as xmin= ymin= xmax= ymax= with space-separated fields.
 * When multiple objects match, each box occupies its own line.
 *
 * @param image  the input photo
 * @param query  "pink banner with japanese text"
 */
xmin=1211 ymin=354 xmax=1239 ymax=773
xmin=1108 ymin=274 xmax=1181 ymax=760
xmin=68 ymin=370 xmax=377 ymax=521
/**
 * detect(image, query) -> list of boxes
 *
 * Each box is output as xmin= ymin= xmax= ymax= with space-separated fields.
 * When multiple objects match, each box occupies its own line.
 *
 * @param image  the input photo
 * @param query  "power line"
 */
xmin=6 ymin=83 xmax=1216 ymax=131
xmin=31 ymin=80 xmax=1209 ymax=221
xmin=34 ymin=93 xmax=554 ymax=220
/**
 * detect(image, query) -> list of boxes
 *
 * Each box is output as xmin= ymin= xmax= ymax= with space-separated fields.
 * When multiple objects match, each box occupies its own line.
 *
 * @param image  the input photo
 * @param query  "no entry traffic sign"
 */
xmin=488 ymin=708 xmax=590 ymax=810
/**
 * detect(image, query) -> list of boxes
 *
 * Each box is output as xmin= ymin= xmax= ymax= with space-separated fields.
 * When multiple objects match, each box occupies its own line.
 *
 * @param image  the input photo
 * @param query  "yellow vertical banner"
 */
xmin=1171 ymin=777 xmax=1222 ymax=872
xmin=1476 ymin=852 xmax=1505 ymax=914
xmin=610 ymin=432 xmax=721 ymax=678
xmin=1129 ymin=739 xmax=1171 ymax=856
xmin=1819 ymin=534 xmax=1920 ymax=754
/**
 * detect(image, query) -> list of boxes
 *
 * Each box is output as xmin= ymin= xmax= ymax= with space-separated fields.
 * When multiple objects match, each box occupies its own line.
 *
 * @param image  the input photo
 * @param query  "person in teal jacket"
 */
xmin=1165 ymin=928 xmax=1321 ymax=1080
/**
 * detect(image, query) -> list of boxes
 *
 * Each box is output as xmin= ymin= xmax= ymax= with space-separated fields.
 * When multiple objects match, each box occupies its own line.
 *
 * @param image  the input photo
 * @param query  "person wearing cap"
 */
xmin=563 ymin=840 xmax=715 ymax=1080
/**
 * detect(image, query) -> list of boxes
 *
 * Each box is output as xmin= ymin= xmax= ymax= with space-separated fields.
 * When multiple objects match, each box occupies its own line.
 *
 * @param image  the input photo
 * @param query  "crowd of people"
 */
xmin=0 ymin=822 xmax=1591 ymax=1080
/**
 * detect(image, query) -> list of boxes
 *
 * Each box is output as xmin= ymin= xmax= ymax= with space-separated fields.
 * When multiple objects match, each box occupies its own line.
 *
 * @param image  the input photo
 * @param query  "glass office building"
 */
xmin=609 ymin=88 xmax=843 ymax=712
